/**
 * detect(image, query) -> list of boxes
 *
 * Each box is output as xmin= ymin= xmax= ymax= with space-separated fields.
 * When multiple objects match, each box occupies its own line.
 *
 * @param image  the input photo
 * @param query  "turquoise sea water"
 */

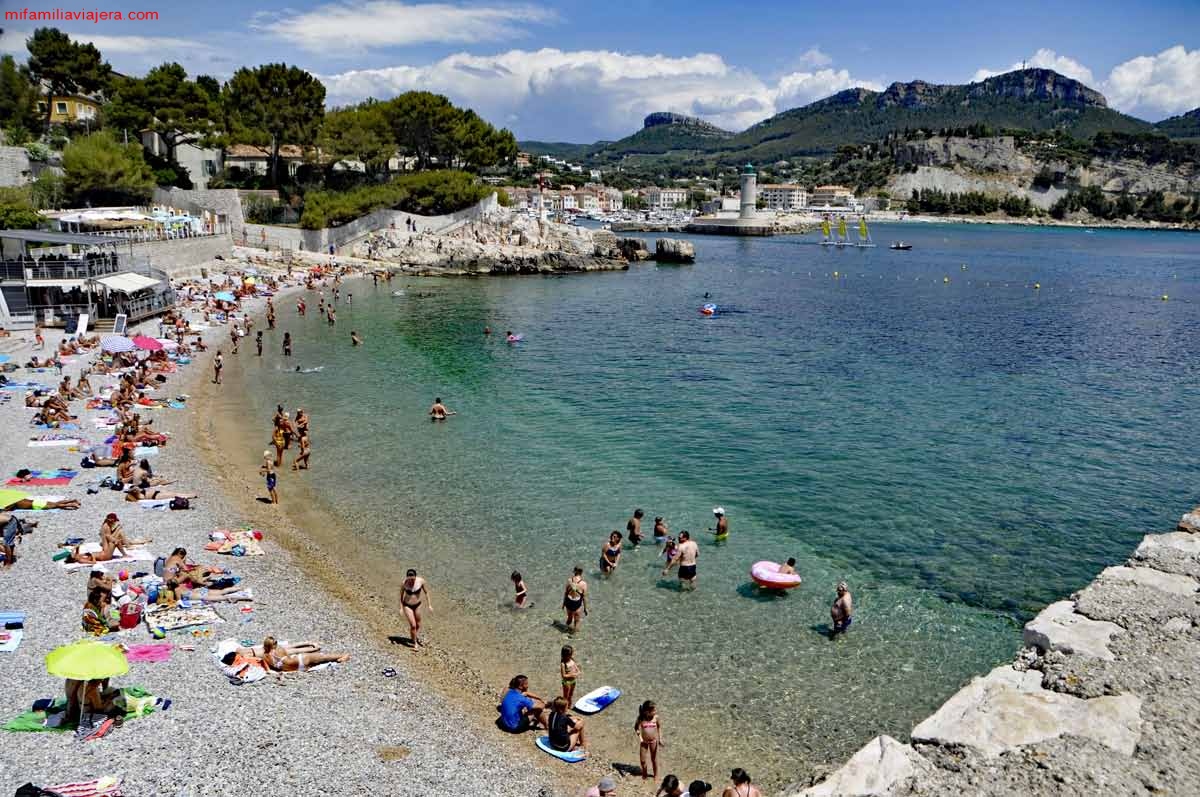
xmin=225 ymin=223 xmax=1200 ymax=783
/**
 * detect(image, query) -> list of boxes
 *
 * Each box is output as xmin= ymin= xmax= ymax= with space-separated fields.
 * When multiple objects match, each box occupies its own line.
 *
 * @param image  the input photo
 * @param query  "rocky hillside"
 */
xmin=1155 ymin=108 xmax=1200 ymax=139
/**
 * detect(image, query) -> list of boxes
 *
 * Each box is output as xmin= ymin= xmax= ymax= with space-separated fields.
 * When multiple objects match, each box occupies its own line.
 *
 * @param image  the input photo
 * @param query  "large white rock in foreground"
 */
xmin=910 ymin=665 xmax=1141 ymax=757
xmin=1022 ymin=600 xmax=1122 ymax=660
xmin=800 ymin=735 xmax=932 ymax=796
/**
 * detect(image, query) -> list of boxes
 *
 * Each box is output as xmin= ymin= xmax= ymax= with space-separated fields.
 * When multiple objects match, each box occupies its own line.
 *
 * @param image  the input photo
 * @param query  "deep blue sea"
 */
xmin=225 ymin=222 xmax=1200 ymax=783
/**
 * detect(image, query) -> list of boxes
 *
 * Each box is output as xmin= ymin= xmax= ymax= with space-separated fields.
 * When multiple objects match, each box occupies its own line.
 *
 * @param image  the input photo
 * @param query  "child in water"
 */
xmin=560 ymin=645 xmax=581 ymax=703
xmin=661 ymin=536 xmax=678 ymax=563
xmin=511 ymin=571 xmax=529 ymax=609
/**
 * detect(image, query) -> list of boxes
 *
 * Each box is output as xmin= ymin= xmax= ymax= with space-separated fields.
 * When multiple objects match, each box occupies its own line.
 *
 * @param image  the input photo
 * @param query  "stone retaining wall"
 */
xmin=792 ymin=505 xmax=1200 ymax=796
xmin=130 ymin=234 xmax=233 ymax=279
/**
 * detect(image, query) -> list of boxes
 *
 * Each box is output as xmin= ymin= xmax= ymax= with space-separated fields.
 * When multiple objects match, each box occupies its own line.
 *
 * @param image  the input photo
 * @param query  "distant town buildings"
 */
xmin=644 ymin=186 xmax=689 ymax=210
xmin=758 ymin=184 xmax=808 ymax=211
xmin=810 ymin=185 xmax=855 ymax=207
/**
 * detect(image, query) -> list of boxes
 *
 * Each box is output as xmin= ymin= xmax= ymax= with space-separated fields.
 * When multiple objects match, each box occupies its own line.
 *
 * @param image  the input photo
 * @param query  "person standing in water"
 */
xmin=710 ymin=507 xmax=728 ymax=541
xmin=351 ymin=330 xmax=362 ymax=347
xmin=511 ymin=571 xmax=530 ymax=609
xmin=255 ymin=331 xmax=263 ymax=357
xmin=600 ymin=531 xmax=623 ymax=574
xmin=562 ymin=566 xmax=588 ymax=632
xmin=212 ymin=351 xmax=223 ymax=385
xmin=627 ymin=508 xmax=645 ymax=546
xmin=292 ymin=430 xmax=311 ymax=471
xmin=560 ymin=645 xmax=581 ymax=703
xmin=635 ymin=700 xmax=663 ymax=782
xmin=259 ymin=450 xmax=278 ymax=504
xmin=831 ymin=582 xmax=853 ymax=635
xmin=662 ymin=531 xmax=698 ymax=589
xmin=401 ymin=568 xmax=431 ymax=649
xmin=282 ymin=332 xmax=292 ymax=357
xmin=266 ymin=298 xmax=276 ymax=330
xmin=429 ymin=397 xmax=455 ymax=420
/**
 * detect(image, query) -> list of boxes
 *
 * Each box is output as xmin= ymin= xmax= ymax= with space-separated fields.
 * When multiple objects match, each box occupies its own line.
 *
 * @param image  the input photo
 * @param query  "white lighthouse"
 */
xmin=739 ymin=163 xmax=757 ymax=220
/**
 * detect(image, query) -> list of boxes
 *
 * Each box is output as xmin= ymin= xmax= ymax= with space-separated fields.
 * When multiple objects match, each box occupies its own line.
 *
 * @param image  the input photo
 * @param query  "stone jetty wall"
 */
xmin=792 ymin=505 xmax=1200 ymax=796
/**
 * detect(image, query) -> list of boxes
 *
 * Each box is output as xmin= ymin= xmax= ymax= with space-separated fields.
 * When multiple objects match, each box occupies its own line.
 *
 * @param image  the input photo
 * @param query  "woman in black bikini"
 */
xmin=561 ymin=567 xmax=588 ymax=633
xmin=600 ymin=531 xmax=623 ymax=575
xmin=400 ymin=568 xmax=432 ymax=649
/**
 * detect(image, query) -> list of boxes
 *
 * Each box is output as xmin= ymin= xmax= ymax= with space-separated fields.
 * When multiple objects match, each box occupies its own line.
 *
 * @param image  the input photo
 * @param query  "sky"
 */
xmin=2 ymin=0 xmax=1199 ymax=141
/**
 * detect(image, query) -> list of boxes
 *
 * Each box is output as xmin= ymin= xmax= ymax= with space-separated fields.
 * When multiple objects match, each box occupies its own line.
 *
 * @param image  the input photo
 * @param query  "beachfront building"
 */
xmin=599 ymin=187 xmax=624 ymax=213
xmin=759 ymin=184 xmax=808 ymax=212
xmin=810 ymin=185 xmax=855 ymax=207
xmin=0 ymin=230 xmax=176 ymax=330
xmin=574 ymin=191 xmax=601 ymax=212
xmin=36 ymin=93 xmax=101 ymax=126
xmin=223 ymin=144 xmax=307 ymax=178
xmin=645 ymin=187 xmax=689 ymax=211
xmin=142 ymin=131 xmax=224 ymax=190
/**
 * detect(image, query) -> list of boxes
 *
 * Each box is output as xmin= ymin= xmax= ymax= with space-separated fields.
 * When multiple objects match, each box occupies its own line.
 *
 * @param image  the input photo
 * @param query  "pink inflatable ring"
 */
xmin=750 ymin=560 xmax=802 ymax=590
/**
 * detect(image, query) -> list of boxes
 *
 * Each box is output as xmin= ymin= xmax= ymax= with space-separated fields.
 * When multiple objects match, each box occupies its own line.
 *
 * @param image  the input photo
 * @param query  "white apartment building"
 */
xmin=810 ymin=185 xmax=855 ymax=207
xmin=644 ymin=187 xmax=689 ymax=210
xmin=574 ymin=191 xmax=601 ymax=212
xmin=758 ymin=184 xmax=808 ymax=211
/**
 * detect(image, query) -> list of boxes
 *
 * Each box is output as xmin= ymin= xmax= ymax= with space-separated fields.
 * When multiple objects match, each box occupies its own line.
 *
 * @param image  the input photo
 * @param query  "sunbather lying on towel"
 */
xmin=1 ymin=496 xmax=80 ymax=511
xmin=124 ymin=486 xmax=196 ymax=502
xmin=68 ymin=540 xmax=122 ymax=564
xmin=261 ymin=636 xmax=349 ymax=671
xmin=157 ymin=578 xmax=252 ymax=605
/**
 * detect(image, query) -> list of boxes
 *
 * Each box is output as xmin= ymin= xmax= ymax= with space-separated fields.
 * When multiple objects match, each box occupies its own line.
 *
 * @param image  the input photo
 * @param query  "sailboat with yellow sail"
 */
xmin=855 ymin=216 xmax=876 ymax=248
xmin=819 ymin=217 xmax=836 ymax=246
xmin=836 ymin=216 xmax=849 ymax=246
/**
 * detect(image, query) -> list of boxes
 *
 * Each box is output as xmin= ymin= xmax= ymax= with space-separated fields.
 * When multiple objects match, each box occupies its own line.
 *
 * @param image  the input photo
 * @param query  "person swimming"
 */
xmin=429 ymin=397 xmax=455 ymax=420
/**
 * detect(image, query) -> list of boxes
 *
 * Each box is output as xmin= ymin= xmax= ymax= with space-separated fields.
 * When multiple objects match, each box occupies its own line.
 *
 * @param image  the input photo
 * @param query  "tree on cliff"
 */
xmin=223 ymin=64 xmax=326 ymax=186
xmin=105 ymin=63 xmax=221 ymax=166
xmin=62 ymin=131 xmax=155 ymax=206
xmin=319 ymin=100 xmax=395 ymax=178
xmin=25 ymin=28 xmax=111 ymax=133
xmin=383 ymin=92 xmax=516 ymax=172
xmin=0 ymin=56 xmax=42 ymax=141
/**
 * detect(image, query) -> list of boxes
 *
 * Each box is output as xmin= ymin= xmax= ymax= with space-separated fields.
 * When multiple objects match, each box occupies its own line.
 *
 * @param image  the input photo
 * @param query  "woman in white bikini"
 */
xmin=401 ymin=568 xmax=432 ymax=649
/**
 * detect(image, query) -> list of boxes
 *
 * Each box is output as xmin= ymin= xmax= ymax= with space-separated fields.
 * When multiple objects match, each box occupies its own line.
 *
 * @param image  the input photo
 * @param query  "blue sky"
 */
xmin=2 ymin=0 xmax=1198 ymax=141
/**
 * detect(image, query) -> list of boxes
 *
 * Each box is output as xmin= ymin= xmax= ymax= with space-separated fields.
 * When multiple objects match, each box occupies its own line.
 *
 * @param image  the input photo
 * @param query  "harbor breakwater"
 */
xmin=791 ymin=506 xmax=1200 ymax=796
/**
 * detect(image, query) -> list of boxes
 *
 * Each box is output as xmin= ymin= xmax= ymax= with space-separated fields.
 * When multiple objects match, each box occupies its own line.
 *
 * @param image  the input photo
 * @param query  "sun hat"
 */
xmin=713 ymin=506 xmax=725 ymax=516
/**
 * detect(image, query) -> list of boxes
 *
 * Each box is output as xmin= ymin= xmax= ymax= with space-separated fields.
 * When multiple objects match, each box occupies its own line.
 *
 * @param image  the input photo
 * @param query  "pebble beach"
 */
xmin=0 ymin=270 xmax=569 ymax=797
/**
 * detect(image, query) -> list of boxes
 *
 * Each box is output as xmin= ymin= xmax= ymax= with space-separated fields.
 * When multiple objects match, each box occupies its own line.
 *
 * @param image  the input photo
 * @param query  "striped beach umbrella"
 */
xmin=131 ymin=335 xmax=163 ymax=351
xmin=101 ymin=335 xmax=135 ymax=353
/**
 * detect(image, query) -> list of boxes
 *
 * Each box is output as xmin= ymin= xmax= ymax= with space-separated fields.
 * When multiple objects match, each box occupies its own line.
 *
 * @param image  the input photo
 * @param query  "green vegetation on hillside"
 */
xmin=299 ymin=170 xmax=500 ymax=229
xmin=1154 ymin=109 xmax=1200 ymax=140
xmin=905 ymin=188 xmax=1036 ymax=217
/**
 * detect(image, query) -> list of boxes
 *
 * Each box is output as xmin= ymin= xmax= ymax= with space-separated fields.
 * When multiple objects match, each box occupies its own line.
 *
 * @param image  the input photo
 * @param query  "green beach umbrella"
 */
xmin=45 ymin=640 xmax=128 ymax=681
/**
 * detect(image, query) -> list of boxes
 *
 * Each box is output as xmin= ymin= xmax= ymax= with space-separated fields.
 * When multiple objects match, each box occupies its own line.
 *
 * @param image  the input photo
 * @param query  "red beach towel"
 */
xmin=44 ymin=776 xmax=124 ymax=796
xmin=124 ymin=643 xmax=173 ymax=663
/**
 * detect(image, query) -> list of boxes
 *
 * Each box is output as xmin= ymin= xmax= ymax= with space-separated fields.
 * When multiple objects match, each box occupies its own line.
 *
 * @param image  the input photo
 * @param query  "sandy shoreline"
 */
xmin=195 ymin=269 xmax=693 ymax=793
xmin=0 ymin=278 xmax=569 ymax=796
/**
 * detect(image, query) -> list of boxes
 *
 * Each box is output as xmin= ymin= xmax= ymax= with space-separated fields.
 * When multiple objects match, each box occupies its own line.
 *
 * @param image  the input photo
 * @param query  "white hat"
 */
xmin=713 ymin=506 xmax=725 ymax=516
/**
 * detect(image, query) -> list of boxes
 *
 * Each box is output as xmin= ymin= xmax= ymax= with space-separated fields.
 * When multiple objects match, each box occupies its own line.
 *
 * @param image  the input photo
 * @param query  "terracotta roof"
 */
xmin=225 ymin=144 xmax=306 ymax=159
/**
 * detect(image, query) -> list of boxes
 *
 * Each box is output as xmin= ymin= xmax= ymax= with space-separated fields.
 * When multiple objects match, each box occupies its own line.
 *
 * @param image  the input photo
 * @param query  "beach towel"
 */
xmin=6 ymin=469 xmax=79 ymax=487
xmin=27 ymin=437 xmax=82 ymax=448
xmin=144 ymin=604 xmax=223 ymax=631
xmin=0 ymin=381 xmax=46 ymax=391
xmin=0 ymin=629 xmax=23 ymax=652
xmin=33 ymin=422 xmax=80 ymax=431
xmin=0 ymin=609 xmax=25 ymax=627
xmin=125 ymin=643 xmax=172 ymax=663
xmin=11 ymin=495 xmax=64 ymax=514
xmin=60 ymin=550 xmax=154 ymax=573
xmin=132 ymin=446 xmax=160 ymax=458
xmin=42 ymin=776 xmax=124 ymax=797
xmin=207 ymin=529 xmax=265 ymax=556
xmin=3 ymin=687 xmax=158 ymax=732
xmin=212 ymin=638 xmax=267 ymax=683
xmin=137 ymin=499 xmax=171 ymax=510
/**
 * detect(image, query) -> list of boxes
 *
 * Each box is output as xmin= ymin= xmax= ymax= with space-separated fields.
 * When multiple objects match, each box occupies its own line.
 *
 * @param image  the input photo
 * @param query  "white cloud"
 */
xmin=322 ymin=47 xmax=879 ymax=140
xmin=1105 ymin=45 xmax=1200 ymax=118
xmin=973 ymin=48 xmax=1095 ymax=85
xmin=0 ymin=27 xmax=231 ymax=75
xmin=256 ymin=0 xmax=557 ymax=52
xmin=795 ymin=47 xmax=833 ymax=68
xmin=972 ymin=45 xmax=1200 ymax=119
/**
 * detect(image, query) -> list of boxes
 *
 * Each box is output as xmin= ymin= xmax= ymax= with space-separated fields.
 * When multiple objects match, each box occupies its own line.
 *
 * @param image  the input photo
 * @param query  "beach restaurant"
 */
xmin=0 ymin=230 xmax=176 ymax=330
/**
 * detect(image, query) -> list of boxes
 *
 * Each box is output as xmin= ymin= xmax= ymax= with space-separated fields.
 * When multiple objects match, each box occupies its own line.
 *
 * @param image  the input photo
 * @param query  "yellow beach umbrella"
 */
xmin=0 ymin=488 xmax=29 ymax=510
xmin=45 ymin=640 xmax=128 ymax=681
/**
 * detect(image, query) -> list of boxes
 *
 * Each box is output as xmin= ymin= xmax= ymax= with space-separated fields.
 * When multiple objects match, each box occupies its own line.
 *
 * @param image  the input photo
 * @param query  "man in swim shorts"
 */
xmin=627 ymin=508 xmax=644 ymax=546
xmin=831 ymin=581 xmax=853 ymax=635
xmin=662 ymin=531 xmax=698 ymax=589
xmin=429 ymin=397 xmax=454 ymax=420
xmin=711 ymin=507 xmax=728 ymax=540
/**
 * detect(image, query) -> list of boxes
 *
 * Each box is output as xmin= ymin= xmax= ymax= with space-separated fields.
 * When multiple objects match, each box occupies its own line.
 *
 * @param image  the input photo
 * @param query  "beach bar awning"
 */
xmin=92 ymin=273 xmax=161 ymax=293
xmin=26 ymin=278 xmax=88 ymax=289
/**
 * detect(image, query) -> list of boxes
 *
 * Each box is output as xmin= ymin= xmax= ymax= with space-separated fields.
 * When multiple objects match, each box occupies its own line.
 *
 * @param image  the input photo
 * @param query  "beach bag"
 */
xmin=153 ymin=556 xmax=166 ymax=577
xmin=169 ymin=497 xmax=190 ymax=511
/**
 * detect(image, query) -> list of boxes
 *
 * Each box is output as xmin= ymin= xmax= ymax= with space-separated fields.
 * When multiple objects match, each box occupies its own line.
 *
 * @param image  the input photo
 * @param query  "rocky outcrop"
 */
xmin=654 ymin=238 xmax=695 ymax=263
xmin=970 ymin=69 xmax=1108 ymax=108
xmin=642 ymin=112 xmax=731 ymax=136
xmin=793 ymin=503 xmax=1200 ymax=797
xmin=616 ymin=237 xmax=651 ymax=261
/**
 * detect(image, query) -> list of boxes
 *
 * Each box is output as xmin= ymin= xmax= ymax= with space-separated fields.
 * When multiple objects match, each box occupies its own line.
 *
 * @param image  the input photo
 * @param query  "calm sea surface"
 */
xmin=225 ymin=222 xmax=1200 ymax=783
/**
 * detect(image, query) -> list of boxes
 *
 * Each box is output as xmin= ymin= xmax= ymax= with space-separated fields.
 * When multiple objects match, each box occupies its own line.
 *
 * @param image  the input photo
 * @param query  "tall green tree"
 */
xmin=0 ymin=55 xmax=41 ymax=140
xmin=105 ymin=63 xmax=220 ymax=165
xmin=319 ymin=100 xmax=395 ymax=177
xmin=25 ymin=27 xmax=111 ymax=132
xmin=62 ymin=131 xmax=154 ymax=206
xmin=383 ymin=91 xmax=459 ymax=170
xmin=223 ymin=63 xmax=325 ymax=186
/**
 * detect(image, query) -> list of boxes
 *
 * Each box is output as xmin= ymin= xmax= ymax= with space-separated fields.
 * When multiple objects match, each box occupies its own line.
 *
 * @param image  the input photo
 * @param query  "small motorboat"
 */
xmin=889 ymin=241 xmax=912 ymax=250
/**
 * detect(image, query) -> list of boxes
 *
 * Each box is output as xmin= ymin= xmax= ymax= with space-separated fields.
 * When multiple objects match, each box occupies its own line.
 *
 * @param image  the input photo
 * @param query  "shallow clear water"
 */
xmin=225 ymin=223 xmax=1200 ymax=783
